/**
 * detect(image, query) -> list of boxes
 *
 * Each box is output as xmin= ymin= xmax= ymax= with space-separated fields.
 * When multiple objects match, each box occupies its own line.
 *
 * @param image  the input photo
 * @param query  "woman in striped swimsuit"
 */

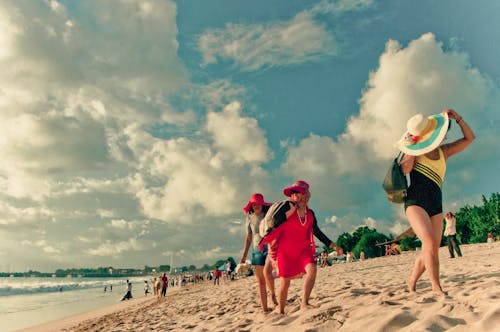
xmin=398 ymin=109 xmax=475 ymax=295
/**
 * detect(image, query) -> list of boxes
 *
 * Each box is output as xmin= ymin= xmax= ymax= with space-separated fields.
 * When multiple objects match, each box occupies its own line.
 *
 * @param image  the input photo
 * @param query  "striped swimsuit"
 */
xmin=404 ymin=148 xmax=446 ymax=217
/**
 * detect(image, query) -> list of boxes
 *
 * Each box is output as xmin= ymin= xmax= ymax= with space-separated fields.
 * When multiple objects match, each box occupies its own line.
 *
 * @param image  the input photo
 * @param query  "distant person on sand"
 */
xmin=487 ymin=233 xmax=494 ymax=243
xmin=152 ymin=277 xmax=159 ymax=296
xmin=144 ymin=280 xmax=150 ymax=296
xmin=213 ymin=267 xmax=222 ymax=285
xmin=225 ymin=260 xmax=230 ymax=280
xmin=444 ymin=212 xmax=463 ymax=258
xmin=121 ymin=279 xmax=132 ymax=301
xmin=398 ymin=109 xmax=474 ymax=295
xmin=260 ymin=180 xmax=342 ymax=314
xmin=240 ymin=193 xmax=275 ymax=313
xmin=160 ymin=273 xmax=168 ymax=298
xmin=320 ymin=250 xmax=328 ymax=267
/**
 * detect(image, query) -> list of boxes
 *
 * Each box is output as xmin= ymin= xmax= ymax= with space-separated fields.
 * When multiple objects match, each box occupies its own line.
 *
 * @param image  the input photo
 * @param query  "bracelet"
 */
xmin=456 ymin=117 xmax=462 ymax=124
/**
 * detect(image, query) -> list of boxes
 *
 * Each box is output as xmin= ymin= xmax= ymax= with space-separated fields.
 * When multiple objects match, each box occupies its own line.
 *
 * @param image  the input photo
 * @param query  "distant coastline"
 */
xmin=0 ymin=267 xmax=169 ymax=278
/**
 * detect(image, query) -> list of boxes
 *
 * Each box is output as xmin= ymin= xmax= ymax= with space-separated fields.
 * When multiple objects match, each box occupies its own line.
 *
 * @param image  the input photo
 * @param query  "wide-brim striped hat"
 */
xmin=396 ymin=112 xmax=449 ymax=156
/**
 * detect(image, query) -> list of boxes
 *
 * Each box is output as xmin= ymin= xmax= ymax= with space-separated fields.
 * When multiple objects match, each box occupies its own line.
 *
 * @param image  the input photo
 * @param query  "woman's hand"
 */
xmin=441 ymin=109 xmax=475 ymax=159
xmin=329 ymin=243 xmax=343 ymax=255
xmin=442 ymin=109 xmax=461 ymax=123
xmin=285 ymin=200 xmax=297 ymax=219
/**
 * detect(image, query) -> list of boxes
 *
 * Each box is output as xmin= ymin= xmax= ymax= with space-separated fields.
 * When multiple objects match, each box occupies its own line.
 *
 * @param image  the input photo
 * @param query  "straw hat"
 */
xmin=396 ymin=113 xmax=449 ymax=156
xmin=243 ymin=193 xmax=271 ymax=213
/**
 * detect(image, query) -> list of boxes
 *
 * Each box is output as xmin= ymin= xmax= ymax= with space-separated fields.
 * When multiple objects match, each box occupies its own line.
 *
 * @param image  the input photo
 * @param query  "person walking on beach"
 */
xmin=213 ymin=267 xmax=222 ymax=285
xmin=160 ymin=273 xmax=168 ymax=299
xmin=240 ymin=193 xmax=276 ymax=313
xmin=398 ymin=109 xmax=474 ymax=295
xmin=144 ymin=280 xmax=151 ymax=296
xmin=225 ymin=260 xmax=232 ymax=281
xmin=152 ymin=277 xmax=159 ymax=296
xmin=444 ymin=212 xmax=463 ymax=258
xmin=260 ymin=180 xmax=342 ymax=314
xmin=121 ymin=279 xmax=133 ymax=301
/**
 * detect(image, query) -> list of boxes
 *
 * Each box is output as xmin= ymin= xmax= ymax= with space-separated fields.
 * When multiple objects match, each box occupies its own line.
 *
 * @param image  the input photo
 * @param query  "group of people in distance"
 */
xmin=240 ymin=109 xmax=474 ymax=314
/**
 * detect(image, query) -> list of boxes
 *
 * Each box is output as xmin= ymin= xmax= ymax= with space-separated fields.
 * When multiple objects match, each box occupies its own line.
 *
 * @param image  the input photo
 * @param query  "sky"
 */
xmin=0 ymin=0 xmax=499 ymax=272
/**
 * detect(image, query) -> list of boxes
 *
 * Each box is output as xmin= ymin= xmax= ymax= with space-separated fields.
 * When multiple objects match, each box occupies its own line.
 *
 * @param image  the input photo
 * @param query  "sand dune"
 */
xmin=24 ymin=242 xmax=500 ymax=331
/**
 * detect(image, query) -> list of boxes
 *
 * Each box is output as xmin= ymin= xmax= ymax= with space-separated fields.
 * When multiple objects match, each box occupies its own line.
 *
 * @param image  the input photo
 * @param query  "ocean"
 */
xmin=0 ymin=276 xmax=152 ymax=331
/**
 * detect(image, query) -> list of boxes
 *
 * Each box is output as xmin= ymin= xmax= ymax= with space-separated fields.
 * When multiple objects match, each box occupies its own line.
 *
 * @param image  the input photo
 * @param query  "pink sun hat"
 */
xmin=283 ymin=180 xmax=309 ymax=197
xmin=243 ymin=193 xmax=272 ymax=213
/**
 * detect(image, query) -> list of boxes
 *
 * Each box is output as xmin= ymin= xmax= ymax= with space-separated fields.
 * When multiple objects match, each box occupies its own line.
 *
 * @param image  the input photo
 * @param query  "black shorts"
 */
xmin=404 ymin=171 xmax=442 ymax=217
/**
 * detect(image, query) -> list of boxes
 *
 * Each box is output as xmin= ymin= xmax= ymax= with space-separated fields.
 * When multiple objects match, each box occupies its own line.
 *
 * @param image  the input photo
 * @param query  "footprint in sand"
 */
xmin=415 ymin=296 xmax=438 ymax=304
xmin=380 ymin=300 xmax=401 ymax=306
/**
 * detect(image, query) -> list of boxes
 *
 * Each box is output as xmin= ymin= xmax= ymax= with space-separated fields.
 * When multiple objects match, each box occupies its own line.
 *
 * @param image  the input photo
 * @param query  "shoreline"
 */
xmin=18 ymin=296 xmax=155 ymax=332
xmin=20 ymin=242 xmax=500 ymax=331
xmin=15 ymin=284 xmax=182 ymax=332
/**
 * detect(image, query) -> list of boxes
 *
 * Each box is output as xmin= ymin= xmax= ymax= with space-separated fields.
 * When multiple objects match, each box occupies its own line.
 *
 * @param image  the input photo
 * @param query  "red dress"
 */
xmin=260 ymin=209 xmax=315 ymax=278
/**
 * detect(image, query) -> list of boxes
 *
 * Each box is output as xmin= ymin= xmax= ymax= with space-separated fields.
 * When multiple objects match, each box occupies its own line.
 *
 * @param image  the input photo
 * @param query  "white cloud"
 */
xmin=0 ymin=0 xmax=188 ymax=200
xmin=311 ymin=0 xmax=375 ymax=15
xmin=85 ymin=238 xmax=143 ymax=257
xmin=20 ymin=239 xmax=61 ymax=255
xmin=0 ymin=201 xmax=54 ymax=227
xmin=348 ymin=32 xmax=489 ymax=160
xmin=128 ymin=101 xmax=272 ymax=223
xmin=206 ymin=101 xmax=272 ymax=165
xmin=198 ymin=11 xmax=337 ymax=71
xmin=282 ymin=33 xmax=495 ymax=214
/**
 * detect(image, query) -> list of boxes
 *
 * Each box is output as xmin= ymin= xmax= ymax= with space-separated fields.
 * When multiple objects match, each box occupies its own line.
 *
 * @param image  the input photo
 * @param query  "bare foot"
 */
xmin=262 ymin=308 xmax=273 ymax=314
xmin=432 ymin=288 xmax=448 ymax=297
xmin=301 ymin=300 xmax=319 ymax=310
xmin=406 ymin=278 xmax=416 ymax=293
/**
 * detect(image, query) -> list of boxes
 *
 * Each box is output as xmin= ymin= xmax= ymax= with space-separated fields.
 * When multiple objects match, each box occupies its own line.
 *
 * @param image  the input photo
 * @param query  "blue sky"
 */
xmin=0 ymin=0 xmax=498 ymax=271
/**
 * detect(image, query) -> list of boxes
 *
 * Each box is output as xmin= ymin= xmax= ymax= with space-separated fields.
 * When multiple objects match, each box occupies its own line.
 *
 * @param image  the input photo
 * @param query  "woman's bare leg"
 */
xmin=301 ymin=262 xmax=317 ymax=309
xmin=406 ymin=206 xmax=444 ymax=294
xmin=278 ymin=277 xmax=290 ymax=314
xmin=264 ymin=258 xmax=277 ymax=305
xmin=253 ymin=266 xmax=269 ymax=312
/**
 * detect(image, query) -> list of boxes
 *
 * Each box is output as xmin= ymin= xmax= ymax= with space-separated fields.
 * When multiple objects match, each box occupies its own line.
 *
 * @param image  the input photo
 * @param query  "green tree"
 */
xmin=352 ymin=231 xmax=389 ymax=258
xmin=456 ymin=193 xmax=499 ymax=244
xmin=352 ymin=226 xmax=376 ymax=243
xmin=336 ymin=232 xmax=356 ymax=252
xmin=213 ymin=260 xmax=225 ymax=269
xmin=158 ymin=265 xmax=171 ymax=272
xmin=399 ymin=236 xmax=420 ymax=251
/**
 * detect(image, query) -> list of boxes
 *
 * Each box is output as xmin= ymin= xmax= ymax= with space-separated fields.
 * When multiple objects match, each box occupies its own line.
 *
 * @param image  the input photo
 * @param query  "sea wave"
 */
xmin=0 ymin=277 xmax=131 ymax=297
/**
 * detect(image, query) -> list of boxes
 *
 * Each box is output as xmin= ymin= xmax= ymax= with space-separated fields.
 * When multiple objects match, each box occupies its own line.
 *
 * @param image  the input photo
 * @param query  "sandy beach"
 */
xmin=22 ymin=242 xmax=500 ymax=332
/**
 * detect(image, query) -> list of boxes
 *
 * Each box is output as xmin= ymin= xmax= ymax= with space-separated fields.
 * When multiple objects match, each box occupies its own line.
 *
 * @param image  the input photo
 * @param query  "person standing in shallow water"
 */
xmin=397 ymin=109 xmax=474 ymax=296
xmin=121 ymin=279 xmax=132 ymax=300
xmin=240 ymin=193 xmax=276 ymax=313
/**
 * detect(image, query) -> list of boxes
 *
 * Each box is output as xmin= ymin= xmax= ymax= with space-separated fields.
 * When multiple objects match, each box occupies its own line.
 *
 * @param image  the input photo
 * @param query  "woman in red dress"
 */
xmin=260 ymin=180 xmax=341 ymax=314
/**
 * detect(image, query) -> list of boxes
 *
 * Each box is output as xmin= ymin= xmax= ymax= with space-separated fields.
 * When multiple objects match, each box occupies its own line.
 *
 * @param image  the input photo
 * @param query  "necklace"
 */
xmin=297 ymin=209 xmax=307 ymax=226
